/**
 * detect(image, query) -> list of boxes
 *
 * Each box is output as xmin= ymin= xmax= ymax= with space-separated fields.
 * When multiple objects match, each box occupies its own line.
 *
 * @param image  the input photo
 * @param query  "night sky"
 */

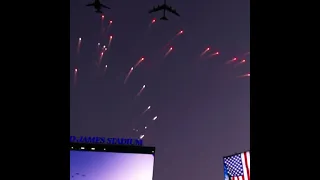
xmin=70 ymin=0 xmax=249 ymax=179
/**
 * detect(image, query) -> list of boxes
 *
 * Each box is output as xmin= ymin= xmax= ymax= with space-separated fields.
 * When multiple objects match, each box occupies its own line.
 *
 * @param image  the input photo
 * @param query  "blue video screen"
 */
xmin=70 ymin=150 xmax=155 ymax=180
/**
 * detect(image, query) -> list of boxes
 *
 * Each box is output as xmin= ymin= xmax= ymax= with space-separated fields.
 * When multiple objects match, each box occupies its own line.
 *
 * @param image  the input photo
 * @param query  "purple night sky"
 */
xmin=70 ymin=0 xmax=249 ymax=179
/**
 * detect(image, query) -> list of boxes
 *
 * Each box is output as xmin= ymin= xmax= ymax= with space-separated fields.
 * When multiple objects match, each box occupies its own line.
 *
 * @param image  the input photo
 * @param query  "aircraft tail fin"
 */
xmin=160 ymin=16 xmax=168 ymax=20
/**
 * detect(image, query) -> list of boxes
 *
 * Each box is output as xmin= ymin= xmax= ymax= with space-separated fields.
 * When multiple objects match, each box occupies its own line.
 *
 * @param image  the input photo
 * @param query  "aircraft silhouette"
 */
xmin=148 ymin=0 xmax=180 ymax=20
xmin=86 ymin=0 xmax=111 ymax=13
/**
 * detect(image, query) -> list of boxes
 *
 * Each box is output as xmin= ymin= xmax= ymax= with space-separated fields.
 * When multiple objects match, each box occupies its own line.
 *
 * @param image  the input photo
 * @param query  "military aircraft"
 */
xmin=148 ymin=0 xmax=180 ymax=20
xmin=86 ymin=0 xmax=111 ymax=13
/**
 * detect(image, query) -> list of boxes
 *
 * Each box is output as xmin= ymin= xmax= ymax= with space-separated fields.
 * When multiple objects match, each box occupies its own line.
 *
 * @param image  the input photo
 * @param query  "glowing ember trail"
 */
xmin=163 ymin=30 xmax=184 ymax=49
xmin=237 ymin=73 xmax=250 ymax=78
xmin=74 ymin=68 xmax=78 ymax=86
xmin=124 ymin=67 xmax=134 ymax=84
xmin=77 ymin=38 xmax=82 ymax=54
xmin=208 ymin=51 xmax=219 ymax=57
xmin=136 ymin=85 xmax=146 ymax=97
xmin=149 ymin=18 xmax=156 ymax=28
xmin=101 ymin=15 xmax=105 ymax=33
xmin=164 ymin=47 xmax=173 ymax=57
xmin=226 ymin=57 xmax=237 ymax=64
xmin=200 ymin=47 xmax=210 ymax=57
xmin=141 ymin=106 xmax=151 ymax=115
xmin=134 ymin=57 xmax=145 ymax=68
xmin=234 ymin=59 xmax=246 ymax=67
xmin=98 ymin=51 xmax=105 ymax=65
xmin=105 ymin=20 xmax=113 ymax=35
xmin=108 ymin=35 xmax=113 ymax=48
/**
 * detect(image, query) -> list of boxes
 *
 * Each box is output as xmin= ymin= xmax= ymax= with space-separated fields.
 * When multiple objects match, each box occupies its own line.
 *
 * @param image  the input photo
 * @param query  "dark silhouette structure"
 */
xmin=86 ymin=0 xmax=111 ymax=13
xmin=148 ymin=0 xmax=180 ymax=20
xmin=71 ymin=173 xmax=86 ymax=179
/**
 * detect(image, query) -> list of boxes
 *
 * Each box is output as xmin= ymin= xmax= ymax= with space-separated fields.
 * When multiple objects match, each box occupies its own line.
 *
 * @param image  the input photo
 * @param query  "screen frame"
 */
xmin=70 ymin=142 xmax=155 ymax=155
xmin=70 ymin=143 xmax=156 ymax=180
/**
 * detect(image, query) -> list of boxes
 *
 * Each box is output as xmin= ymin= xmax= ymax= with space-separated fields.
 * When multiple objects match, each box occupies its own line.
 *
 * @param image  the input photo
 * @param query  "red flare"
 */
xmin=238 ymin=73 xmax=250 ymax=78
xmin=200 ymin=47 xmax=210 ymax=57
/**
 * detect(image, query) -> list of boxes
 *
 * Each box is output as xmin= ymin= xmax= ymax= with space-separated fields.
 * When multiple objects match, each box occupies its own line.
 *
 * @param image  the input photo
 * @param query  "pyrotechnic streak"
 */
xmin=163 ymin=30 xmax=184 ymax=49
xmin=97 ymin=43 xmax=101 ymax=54
xmin=124 ymin=67 xmax=134 ymax=84
xmin=134 ymin=57 xmax=145 ymax=68
xmin=102 ymin=45 xmax=108 ymax=53
xmin=139 ymin=134 xmax=145 ymax=139
xmin=237 ymin=73 xmax=250 ymax=78
xmin=98 ymin=51 xmax=105 ymax=65
xmin=148 ymin=18 xmax=156 ymax=28
xmin=200 ymin=47 xmax=210 ymax=57
xmin=226 ymin=57 xmax=237 ymax=64
xmin=152 ymin=19 xmax=156 ymax=23
xmin=240 ymin=59 xmax=246 ymax=64
xmin=136 ymin=85 xmax=146 ymax=97
xmin=164 ymin=47 xmax=173 ymax=57
xmin=108 ymin=35 xmax=113 ymax=48
xmin=208 ymin=51 xmax=219 ymax=57
xmin=101 ymin=15 xmax=105 ymax=33
xmin=77 ymin=38 xmax=82 ymax=54
xmin=105 ymin=20 xmax=113 ymax=35
xmin=206 ymin=51 xmax=219 ymax=59
xmin=234 ymin=59 xmax=246 ymax=67
xmin=244 ymin=51 xmax=250 ymax=56
xmin=104 ymin=64 xmax=108 ymax=73
xmin=133 ymin=115 xmax=157 ymax=136
xmin=141 ymin=106 xmax=151 ymax=115
xmin=177 ymin=30 xmax=184 ymax=35
xmin=74 ymin=68 xmax=78 ymax=86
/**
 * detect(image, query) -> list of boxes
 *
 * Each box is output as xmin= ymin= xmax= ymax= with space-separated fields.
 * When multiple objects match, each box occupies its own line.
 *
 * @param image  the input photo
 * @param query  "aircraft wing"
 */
xmin=101 ymin=4 xmax=111 ymax=9
xmin=165 ymin=6 xmax=180 ymax=16
xmin=86 ymin=3 xmax=94 ymax=6
xmin=148 ymin=4 xmax=166 ymax=13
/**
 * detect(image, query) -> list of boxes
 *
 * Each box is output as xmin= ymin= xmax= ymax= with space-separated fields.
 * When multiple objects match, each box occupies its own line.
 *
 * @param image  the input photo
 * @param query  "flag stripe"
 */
xmin=232 ymin=176 xmax=243 ymax=180
xmin=242 ymin=152 xmax=250 ymax=180
xmin=247 ymin=152 xmax=250 ymax=169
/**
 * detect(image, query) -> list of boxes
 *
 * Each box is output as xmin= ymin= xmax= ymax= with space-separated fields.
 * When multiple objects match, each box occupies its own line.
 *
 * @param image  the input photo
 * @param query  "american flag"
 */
xmin=223 ymin=151 xmax=250 ymax=180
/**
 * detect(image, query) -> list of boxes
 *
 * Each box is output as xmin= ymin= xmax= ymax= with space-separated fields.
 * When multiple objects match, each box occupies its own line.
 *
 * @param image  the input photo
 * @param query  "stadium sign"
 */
xmin=70 ymin=136 xmax=143 ymax=146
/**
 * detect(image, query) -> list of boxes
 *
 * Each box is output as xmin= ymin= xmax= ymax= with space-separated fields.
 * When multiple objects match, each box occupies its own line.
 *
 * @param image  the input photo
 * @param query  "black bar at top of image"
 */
xmin=70 ymin=142 xmax=156 ymax=155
